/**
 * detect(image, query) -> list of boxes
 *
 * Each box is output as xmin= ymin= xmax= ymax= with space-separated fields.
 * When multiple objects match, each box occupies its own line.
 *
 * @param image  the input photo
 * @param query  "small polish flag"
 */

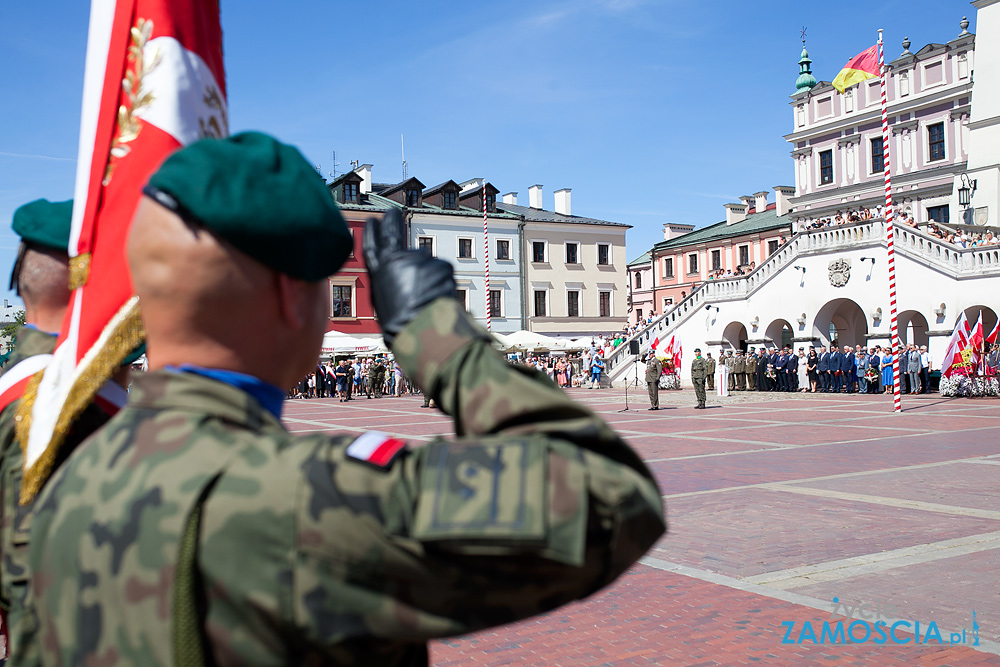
xmin=651 ymin=336 xmax=659 ymax=351
xmin=987 ymin=319 xmax=1000 ymax=346
xmin=346 ymin=431 xmax=407 ymax=469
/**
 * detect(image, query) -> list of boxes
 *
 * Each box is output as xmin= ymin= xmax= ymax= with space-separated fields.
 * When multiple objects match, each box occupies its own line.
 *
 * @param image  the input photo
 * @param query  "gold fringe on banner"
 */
xmin=68 ymin=253 xmax=92 ymax=291
xmin=17 ymin=296 xmax=145 ymax=504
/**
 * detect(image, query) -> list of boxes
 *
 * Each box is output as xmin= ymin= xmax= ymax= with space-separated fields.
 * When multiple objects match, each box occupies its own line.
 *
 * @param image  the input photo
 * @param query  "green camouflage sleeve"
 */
xmin=291 ymin=298 xmax=666 ymax=645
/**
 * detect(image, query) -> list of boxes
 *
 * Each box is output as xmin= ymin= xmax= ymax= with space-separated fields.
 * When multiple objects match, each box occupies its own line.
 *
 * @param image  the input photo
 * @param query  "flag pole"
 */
xmin=878 ymin=29 xmax=902 ymax=413
xmin=483 ymin=182 xmax=491 ymax=331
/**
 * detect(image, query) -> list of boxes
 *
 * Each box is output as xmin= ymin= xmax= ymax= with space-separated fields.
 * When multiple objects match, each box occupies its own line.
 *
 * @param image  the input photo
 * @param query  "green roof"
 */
xmin=653 ymin=207 xmax=792 ymax=252
xmin=627 ymin=251 xmax=650 ymax=267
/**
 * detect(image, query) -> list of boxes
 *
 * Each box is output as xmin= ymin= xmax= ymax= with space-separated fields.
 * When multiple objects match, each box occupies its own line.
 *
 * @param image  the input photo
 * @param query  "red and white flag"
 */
xmin=942 ymin=311 xmax=971 ymax=378
xmin=987 ymin=319 xmax=1000 ymax=346
xmin=18 ymin=0 xmax=227 ymax=502
xmin=650 ymin=336 xmax=659 ymax=351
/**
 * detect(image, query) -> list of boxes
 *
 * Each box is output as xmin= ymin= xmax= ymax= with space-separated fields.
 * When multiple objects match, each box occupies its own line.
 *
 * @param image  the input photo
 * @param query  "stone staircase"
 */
xmin=607 ymin=219 xmax=1000 ymax=386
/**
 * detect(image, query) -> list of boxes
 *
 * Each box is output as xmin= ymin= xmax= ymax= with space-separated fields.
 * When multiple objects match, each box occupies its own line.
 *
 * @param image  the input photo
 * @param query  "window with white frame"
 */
xmin=330 ymin=283 xmax=354 ymax=318
xmin=496 ymin=239 xmax=510 ymax=260
xmin=565 ymin=242 xmax=579 ymax=264
xmin=597 ymin=244 xmax=610 ymax=265
xmin=533 ymin=290 xmax=547 ymax=317
xmin=458 ymin=237 xmax=474 ymax=259
xmin=456 ymin=289 xmax=468 ymax=311
xmin=567 ymin=290 xmax=580 ymax=318
xmin=599 ymin=291 xmax=611 ymax=318
xmin=532 ymin=241 xmax=546 ymax=263
xmin=663 ymin=257 xmax=674 ymax=278
xmin=417 ymin=236 xmax=435 ymax=256
xmin=489 ymin=290 xmax=503 ymax=318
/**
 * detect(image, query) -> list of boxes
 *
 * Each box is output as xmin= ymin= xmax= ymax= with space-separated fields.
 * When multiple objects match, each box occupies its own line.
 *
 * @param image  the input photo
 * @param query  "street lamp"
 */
xmin=958 ymin=174 xmax=978 ymax=208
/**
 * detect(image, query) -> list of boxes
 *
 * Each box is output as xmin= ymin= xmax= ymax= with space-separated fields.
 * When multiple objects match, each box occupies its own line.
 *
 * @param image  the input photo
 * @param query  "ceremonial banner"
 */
xmin=17 ymin=0 xmax=227 ymax=502
xmin=942 ymin=312 xmax=973 ymax=377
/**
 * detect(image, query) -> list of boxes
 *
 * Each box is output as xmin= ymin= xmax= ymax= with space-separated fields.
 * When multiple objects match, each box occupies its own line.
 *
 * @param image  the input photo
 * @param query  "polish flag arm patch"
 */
xmin=345 ymin=431 xmax=407 ymax=470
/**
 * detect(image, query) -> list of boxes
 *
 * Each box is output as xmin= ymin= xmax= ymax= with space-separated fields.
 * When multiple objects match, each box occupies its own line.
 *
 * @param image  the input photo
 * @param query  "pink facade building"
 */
xmin=649 ymin=190 xmax=794 ymax=318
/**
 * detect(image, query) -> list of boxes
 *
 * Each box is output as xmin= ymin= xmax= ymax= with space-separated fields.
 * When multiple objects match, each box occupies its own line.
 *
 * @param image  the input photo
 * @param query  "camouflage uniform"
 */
xmin=0 ymin=327 xmax=113 ymax=666
xmin=690 ymin=355 xmax=708 ymax=408
xmin=27 ymin=299 xmax=665 ymax=666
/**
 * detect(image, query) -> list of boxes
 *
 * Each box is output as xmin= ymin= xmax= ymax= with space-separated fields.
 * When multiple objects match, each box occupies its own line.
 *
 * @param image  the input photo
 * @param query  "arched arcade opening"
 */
xmin=814 ymin=298 xmax=869 ymax=349
xmin=722 ymin=322 xmax=749 ymax=352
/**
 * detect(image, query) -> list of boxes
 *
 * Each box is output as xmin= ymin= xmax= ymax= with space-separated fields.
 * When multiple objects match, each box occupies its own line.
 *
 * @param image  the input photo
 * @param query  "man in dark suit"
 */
xmin=775 ymin=348 xmax=788 ymax=392
xmin=868 ymin=347 xmax=882 ymax=393
xmin=829 ymin=345 xmax=843 ymax=392
xmin=768 ymin=348 xmax=779 ymax=391
xmin=840 ymin=345 xmax=855 ymax=393
xmin=817 ymin=346 xmax=830 ymax=392
xmin=755 ymin=349 xmax=767 ymax=392
xmin=787 ymin=347 xmax=800 ymax=391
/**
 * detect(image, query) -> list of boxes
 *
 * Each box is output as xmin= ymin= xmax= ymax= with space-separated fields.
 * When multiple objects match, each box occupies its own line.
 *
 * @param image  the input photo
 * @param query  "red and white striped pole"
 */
xmin=878 ymin=29 xmax=902 ymax=413
xmin=483 ymin=182 xmax=491 ymax=331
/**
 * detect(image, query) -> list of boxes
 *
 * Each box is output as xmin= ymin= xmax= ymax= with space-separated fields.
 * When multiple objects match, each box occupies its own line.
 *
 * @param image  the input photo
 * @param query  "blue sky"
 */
xmin=0 ymin=0 xmax=978 ymax=306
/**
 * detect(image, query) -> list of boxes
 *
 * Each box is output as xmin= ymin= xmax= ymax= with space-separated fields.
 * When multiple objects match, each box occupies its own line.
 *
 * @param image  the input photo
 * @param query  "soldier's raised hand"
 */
xmin=363 ymin=208 xmax=458 ymax=345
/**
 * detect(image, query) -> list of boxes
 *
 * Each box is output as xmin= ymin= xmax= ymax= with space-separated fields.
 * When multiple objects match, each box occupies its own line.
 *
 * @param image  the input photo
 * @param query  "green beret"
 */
xmin=12 ymin=199 xmax=73 ymax=252
xmin=143 ymin=132 xmax=351 ymax=281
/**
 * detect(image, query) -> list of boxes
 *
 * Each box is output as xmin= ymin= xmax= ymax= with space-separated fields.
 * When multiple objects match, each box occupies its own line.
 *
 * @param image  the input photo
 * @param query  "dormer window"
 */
xmin=443 ymin=191 xmax=456 ymax=210
xmin=343 ymin=182 xmax=359 ymax=204
xmin=486 ymin=194 xmax=496 ymax=213
xmin=406 ymin=189 xmax=420 ymax=206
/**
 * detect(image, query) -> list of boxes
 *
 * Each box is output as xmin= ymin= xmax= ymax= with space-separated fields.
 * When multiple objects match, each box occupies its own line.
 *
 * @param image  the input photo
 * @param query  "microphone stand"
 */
xmin=619 ymin=354 xmax=640 ymax=413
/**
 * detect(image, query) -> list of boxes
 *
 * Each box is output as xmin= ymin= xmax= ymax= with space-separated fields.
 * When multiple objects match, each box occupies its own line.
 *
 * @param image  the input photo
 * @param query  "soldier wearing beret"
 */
xmin=26 ymin=132 xmax=665 ymax=666
xmin=644 ymin=351 xmax=663 ymax=410
xmin=690 ymin=348 xmax=708 ymax=409
xmin=745 ymin=348 xmax=758 ymax=391
xmin=0 ymin=199 xmax=129 ymax=665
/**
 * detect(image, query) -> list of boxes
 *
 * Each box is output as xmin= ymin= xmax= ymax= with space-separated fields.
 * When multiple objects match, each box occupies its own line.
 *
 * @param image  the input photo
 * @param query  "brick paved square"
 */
xmin=281 ymin=388 xmax=1000 ymax=665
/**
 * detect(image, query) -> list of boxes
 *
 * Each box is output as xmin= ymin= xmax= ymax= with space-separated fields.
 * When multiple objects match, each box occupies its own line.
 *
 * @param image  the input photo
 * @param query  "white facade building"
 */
xmin=500 ymin=186 xmax=630 ymax=336
xmin=610 ymin=7 xmax=1000 ymax=387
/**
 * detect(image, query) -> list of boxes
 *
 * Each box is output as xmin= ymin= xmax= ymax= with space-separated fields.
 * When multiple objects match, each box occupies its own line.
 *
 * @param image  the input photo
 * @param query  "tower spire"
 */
xmin=795 ymin=28 xmax=818 ymax=93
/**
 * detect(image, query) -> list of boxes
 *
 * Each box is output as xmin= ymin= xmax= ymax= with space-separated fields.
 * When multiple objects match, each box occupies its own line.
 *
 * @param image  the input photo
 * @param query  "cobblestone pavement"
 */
xmin=284 ymin=386 xmax=1000 ymax=666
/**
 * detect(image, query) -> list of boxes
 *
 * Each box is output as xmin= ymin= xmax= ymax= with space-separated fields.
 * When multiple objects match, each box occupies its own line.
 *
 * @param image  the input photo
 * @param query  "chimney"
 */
xmin=724 ymin=203 xmax=748 ymax=225
xmin=753 ymin=191 xmax=769 ymax=214
xmin=773 ymin=185 xmax=795 ymax=217
xmin=354 ymin=164 xmax=373 ymax=194
xmin=739 ymin=195 xmax=755 ymax=212
xmin=554 ymin=188 xmax=571 ymax=215
xmin=529 ymin=184 xmax=544 ymax=209
xmin=502 ymin=192 xmax=518 ymax=205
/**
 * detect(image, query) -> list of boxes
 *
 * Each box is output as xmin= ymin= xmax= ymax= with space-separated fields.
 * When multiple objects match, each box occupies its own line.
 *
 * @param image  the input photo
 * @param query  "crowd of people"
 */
xmin=293 ymin=356 xmax=420 ymax=401
xmin=706 ymin=343 xmax=938 ymax=395
xmin=798 ymin=205 xmax=884 ymax=230
xmin=509 ymin=345 xmax=608 ymax=389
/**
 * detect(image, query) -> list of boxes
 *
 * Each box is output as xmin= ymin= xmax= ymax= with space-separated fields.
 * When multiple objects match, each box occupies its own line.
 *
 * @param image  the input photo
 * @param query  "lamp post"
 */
xmin=958 ymin=174 xmax=978 ymax=209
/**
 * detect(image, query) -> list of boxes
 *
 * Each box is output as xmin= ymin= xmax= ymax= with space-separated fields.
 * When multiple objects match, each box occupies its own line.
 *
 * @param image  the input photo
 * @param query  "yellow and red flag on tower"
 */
xmin=17 ymin=0 xmax=228 ymax=502
xmin=832 ymin=44 xmax=879 ymax=93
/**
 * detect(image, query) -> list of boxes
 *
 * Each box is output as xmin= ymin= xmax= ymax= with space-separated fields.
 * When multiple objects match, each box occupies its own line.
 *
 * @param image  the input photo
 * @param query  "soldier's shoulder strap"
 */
xmin=174 ymin=478 xmax=215 ymax=667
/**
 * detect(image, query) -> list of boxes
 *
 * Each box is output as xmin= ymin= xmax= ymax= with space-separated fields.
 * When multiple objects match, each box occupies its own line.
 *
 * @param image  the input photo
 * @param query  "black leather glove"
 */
xmin=364 ymin=208 xmax=458 ymax=345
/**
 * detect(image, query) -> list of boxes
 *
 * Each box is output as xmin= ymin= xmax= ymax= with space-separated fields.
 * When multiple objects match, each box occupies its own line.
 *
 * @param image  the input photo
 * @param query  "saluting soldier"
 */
xmin=26 ymin=133 xmax=666 ymax=666
xmin=645 ymin=351 xmax=663 ymax=410
xmin=691 ymin=348 xmax=708 ymax=409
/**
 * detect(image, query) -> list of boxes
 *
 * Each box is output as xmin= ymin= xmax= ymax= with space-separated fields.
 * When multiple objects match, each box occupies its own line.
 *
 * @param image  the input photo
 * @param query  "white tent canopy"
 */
xmin=321 ymin=330 xmax=388 ymax=355
xmin=494 ymin=330 xmax=571 ymax=352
